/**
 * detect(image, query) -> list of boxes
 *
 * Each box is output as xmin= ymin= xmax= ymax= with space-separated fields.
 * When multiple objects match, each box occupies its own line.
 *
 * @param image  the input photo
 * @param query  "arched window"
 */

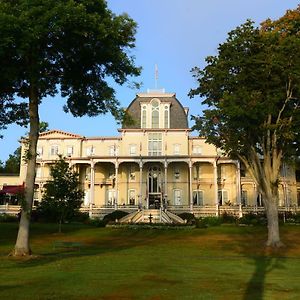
xmin=151 ymin=100 xmax=159 ymax=128
xmin=141 ymin=105 xmax=147 ymax=128
xmin=164 ymin=105 xmax=169 ymax=128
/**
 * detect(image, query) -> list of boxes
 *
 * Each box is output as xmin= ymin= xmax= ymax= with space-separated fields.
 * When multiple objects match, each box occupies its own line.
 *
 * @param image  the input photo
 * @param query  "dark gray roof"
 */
xmin=123 ymin=94 xmax=188 ymax=129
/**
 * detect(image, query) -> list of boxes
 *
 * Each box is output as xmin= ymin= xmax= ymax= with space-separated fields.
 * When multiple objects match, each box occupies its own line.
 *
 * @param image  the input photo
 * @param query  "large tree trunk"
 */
xmin=12 ymin=90 xmax=39 ymax=256
xmin=263 ymin=194 xmax=283 ymax=247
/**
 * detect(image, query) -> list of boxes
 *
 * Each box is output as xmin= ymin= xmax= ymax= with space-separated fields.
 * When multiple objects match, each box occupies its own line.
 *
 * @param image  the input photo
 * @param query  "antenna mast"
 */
xmin=155 ymin=64 xmax=158 ymax=89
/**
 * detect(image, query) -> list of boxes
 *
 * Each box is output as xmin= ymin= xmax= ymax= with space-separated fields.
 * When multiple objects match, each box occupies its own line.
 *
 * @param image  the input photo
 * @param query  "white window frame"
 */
xmin=148 ymin=132 xmax=162 ymax=156
xmin=193 ymin=190 xmax=204 ymax=206
xmin=164 ymin=105 xmax=170 ymax=128
xmin=218 ymin=189 xmax=229 ymax=205
xmin=192 ymin=145 xmax=202 ymax=155
xmin=129 ymin=144 xmax=137 ymax=156
xmin=67 ymin=146 xmax=73 ymax=157
xmin=37 ymin=147 xmax=43 ymax=158
xmin=141 ymin=105 xmax=147 ymax=128
xmin=50 ymin=145 xmax=59 ymax=156
xmin=173 ymin=144 xmax=180 ymax=155
xmin=151 ymin=99 xmax=160 ymax=129
xmin=36 ymin=166 xmax=42 ymax=178
xmin=128 ymin=189 xmax=136 ymax=205
xmin=173 ymin=189 xmax=182 ymax=206
xmin=86 ymin=146 xmax=95 ymax=156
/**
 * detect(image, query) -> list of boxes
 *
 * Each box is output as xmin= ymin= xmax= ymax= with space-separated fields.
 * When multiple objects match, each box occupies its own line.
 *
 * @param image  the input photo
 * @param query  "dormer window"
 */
xmin=151 ymin=99 xmax=160 ymax=128
xmin=164 ymin=105 xmax=169 ymax=128
xmin=141 ymin=105 xmax=147 ymax=128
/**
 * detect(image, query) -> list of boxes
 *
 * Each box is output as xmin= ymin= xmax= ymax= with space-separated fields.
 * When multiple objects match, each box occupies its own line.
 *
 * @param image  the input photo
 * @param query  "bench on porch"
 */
xmin=53 ymin=241 xmax=83 ymax=251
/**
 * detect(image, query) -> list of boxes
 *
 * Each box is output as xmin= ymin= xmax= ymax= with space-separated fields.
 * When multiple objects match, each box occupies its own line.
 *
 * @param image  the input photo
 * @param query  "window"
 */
xmin=193 ymin=190 xmax=204 ymax=206
xmin=36 ymin=166 xmax=42 ymax=178
xmin=218 ymin=190 xmax=229 ymax=205
xmin=148 ymin=133 xmax=162 ymax=156
xmin=164 ymin=105 xmax=169 ymax=128
xmin=151 ymin=100 xmax=159 ymax=128
xmin=67 ymin=146 xmax=73 ymax=157
xmin=129 ymin=144 xmax=137 ymax=156
xmin=241 ymin=190 xmax=248 ymax=206
xmin=173 ymin=189 xmax=182 ymax=206
xmin=128 ymin=189 xmax=136 ymax=205
xmin=37 ymin=147 xmax=43 ymax=158
xmin=86 ymin=146 xmax=95 ymax=156
xmin=173 ymin=144 xmax=180 ymax=155
xmin=109 ymin=145 xmax=118 ymax=156
xmin=141 ymin=105 xmax=147 ymax=128
xmin=50 ymin=145 xmax=59 ymax=156
xmin=192 ymin=145 xmax=202 ymax=155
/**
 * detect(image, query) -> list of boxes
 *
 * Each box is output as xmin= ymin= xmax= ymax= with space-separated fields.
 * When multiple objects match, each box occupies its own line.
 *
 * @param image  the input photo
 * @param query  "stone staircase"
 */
xmin=119 ymin=209 xmax=185 ymax=224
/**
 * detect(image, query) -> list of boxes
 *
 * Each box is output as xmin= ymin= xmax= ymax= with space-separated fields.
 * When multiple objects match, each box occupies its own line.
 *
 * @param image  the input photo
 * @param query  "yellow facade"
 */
xmin=2 ymin=91 xmax=299 ymax=213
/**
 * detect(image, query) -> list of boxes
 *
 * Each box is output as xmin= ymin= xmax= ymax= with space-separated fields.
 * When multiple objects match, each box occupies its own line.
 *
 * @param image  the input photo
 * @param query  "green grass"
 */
xmin=0 ymin=223 xmax=300 ymax=300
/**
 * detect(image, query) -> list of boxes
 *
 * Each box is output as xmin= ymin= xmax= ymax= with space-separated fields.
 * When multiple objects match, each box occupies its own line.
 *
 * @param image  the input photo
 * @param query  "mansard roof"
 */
xmin=122 ymin=92 xmax=189 ymax=129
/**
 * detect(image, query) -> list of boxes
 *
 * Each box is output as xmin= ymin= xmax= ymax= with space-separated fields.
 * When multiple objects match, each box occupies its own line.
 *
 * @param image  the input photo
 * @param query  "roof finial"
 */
xmin=155 ymin=64 xmax=158 ymax=89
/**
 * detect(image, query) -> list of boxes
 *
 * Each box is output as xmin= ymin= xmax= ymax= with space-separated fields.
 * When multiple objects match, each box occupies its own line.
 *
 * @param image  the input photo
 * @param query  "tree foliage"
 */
xmin=37 ymin=157 xmax=84 ymax=232
xmin=1 ymin=147 xmax=21 ymax=174
xmin=190 ymin=7 xmax=300 ymax=247
xmin=0 ymin=0 xmax=140 ymax=256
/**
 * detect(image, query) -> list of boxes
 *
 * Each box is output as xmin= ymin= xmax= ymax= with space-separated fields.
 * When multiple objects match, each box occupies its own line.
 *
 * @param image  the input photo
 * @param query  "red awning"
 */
xmin=0 ymin=185 xmax=24 ymax=195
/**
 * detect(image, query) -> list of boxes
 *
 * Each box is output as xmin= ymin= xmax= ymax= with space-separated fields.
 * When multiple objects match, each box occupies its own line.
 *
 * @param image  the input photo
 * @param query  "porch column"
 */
xmin=164 ymin=160 xmax=168 ymax=209
xmin=253 ymin=183 xmax=257 ymax=211
xmin=139 ymin=160 xmax=143 ymax=209
xmin=189 ymin=160 xmax=193 ymax=211
xmin=90 ymin=161 xmax=95 ymax=205
xmin=236 ymin=161 xmax=241 ymax=205
xmin=115 ymin=162 xmax=119 ymax=210
xmin=89 ymin=161 xmax=95 ymax=218
xmin=213 ymin=160 xmax=219 ymax=216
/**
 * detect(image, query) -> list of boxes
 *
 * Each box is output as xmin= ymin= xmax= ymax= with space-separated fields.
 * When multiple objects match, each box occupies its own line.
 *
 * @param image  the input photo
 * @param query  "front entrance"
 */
xmin=148 ymin=166 xmax=162 ymax=209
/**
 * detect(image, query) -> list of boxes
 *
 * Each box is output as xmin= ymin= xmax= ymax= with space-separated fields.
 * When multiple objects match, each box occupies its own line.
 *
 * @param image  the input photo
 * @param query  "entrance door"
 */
xmin=148 ymin=166 xmax=162 ymax=208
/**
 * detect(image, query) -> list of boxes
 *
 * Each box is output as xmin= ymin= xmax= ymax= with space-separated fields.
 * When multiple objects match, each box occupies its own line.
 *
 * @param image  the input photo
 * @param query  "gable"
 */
xmin=39 ymin=130 xmax=83 ymax=140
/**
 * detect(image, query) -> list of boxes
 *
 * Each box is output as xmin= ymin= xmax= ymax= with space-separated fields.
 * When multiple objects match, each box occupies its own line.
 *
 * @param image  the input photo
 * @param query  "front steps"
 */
xmin=119 ymin=209 xmax=185 ymax=224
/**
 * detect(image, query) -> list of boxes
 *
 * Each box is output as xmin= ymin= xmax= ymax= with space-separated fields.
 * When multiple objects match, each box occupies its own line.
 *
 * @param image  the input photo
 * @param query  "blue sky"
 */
xmin=0 ymin=0 xmax=299 ymax=161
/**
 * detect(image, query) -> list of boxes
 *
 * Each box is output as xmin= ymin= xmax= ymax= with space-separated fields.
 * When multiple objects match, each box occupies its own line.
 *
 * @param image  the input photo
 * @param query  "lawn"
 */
xmin=0 ymin=222 xmax=299 ymax=300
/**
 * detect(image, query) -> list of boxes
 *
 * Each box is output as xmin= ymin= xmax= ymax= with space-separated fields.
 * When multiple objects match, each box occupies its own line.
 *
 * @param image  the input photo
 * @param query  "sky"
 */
xmin=0 ymin=0 xmax=299 ymax=162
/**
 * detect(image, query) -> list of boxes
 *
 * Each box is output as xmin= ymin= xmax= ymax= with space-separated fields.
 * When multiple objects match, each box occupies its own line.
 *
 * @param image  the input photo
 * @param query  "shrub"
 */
xmin=220 ymin=212 xmax=238 ymax=224
xmin=103 ymin=210 xmax=129 ymax=223
xmin=0 ymin=213 xmax=18 ymax=222
xmin=238 ymin=212 xmax=267 ymax=226
xmin=196 ymin=216 xmax=222 ymax=228
xmin=178 ymin=213 xmax=196 ymax=224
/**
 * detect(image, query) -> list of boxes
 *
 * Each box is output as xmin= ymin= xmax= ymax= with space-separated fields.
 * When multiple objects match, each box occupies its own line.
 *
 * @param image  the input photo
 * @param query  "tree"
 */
xmin=3 ymin=147 xmax=21 ymax=174
xmin=189 ymin=8 xmax=300 ymax=247
xmin=0 ymin=0 xmax=140 ymax=256
xmin=0 ymin=122 xmax=48 ymax=175
xmin=37 ymin=157 xmax=84 ymax=233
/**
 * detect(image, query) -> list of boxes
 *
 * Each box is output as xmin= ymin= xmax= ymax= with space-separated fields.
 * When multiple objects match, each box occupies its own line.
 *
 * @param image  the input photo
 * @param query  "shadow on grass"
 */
xmin=239 ymin=228 xmax=287 ymax=300
xmin=3 ymin=225 xmax=186 ymax=269
xmin=243 ymin=253 xmax=286 ymax=300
